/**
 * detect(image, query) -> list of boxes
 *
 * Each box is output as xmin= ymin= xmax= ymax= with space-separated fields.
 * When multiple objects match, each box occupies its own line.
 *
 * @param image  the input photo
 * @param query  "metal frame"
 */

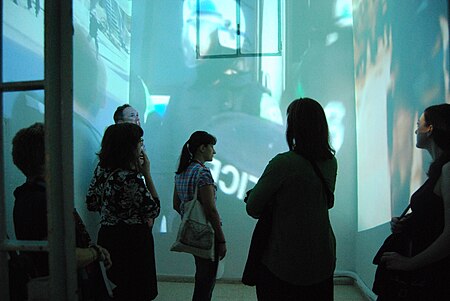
xmin=0 ymin=1 xmax=77 ymax=300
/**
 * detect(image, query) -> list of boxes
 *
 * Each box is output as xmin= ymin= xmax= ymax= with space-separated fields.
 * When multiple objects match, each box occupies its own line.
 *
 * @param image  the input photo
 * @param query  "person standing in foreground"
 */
xmin=113 ymin=103 xmax=160 ymax=226
xmin=86 ymin=123 xmax=160 ymax=301
xmin=11 ymin=122 xmax=112 ymax=301
xmin=379 ymin=104 xmax=450 ymax=300
xmin=173 ymin=131 xmax=227 ymax=301
xmin=246 ymin=98 xmax=338 ymax=300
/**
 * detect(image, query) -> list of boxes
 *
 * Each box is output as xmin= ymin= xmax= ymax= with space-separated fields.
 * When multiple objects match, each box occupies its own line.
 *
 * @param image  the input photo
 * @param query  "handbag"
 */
xmin=170 ymin=183 xmax=215 ymax=260
xmin=372 ymin=205 xmax=432 ymax=299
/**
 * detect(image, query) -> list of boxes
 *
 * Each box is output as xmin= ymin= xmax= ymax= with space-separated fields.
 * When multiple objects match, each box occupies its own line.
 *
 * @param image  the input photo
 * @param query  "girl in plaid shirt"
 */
xmin=173 ymin=131 xmax=226 ymax=301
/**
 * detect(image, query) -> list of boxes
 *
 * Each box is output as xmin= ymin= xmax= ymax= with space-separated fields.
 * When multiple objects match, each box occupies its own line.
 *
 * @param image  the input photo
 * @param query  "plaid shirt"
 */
xmin=175 ymin=161 xmax=216 ymax=217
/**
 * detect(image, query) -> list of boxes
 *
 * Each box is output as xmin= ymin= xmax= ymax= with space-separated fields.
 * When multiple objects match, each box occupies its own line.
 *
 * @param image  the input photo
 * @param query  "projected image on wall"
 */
xmin=2 ymin=0 xmax=133 ymax=137
xmin=126 ymin=1 xmax=353 ymax=279
xmin=71 ymin=0 xmax=133 ymax=233
xmin=3 ymin=0 xmax=132 ymax=115
xmin=130 ymin=0 xmax=285 ymax=241
xmin=2 ymin=0 xmax=134 ymax=240
xmin=354 ymin=0 xmax=449 ymax=231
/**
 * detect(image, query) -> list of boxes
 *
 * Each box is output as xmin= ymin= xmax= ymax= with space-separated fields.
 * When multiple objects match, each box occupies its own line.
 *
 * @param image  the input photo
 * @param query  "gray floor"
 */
xmin=154 ymin=280 xmax=371 ymax=301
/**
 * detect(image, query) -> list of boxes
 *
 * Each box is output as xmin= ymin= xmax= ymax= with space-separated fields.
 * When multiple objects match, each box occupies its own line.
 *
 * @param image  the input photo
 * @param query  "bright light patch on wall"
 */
xmin=325 ymin=101 xmax=346 ymax=153
xmin=335 ymin=0 xmax=353 ymax=27
xmin=148 ymin=95 xmax=170 ymax=119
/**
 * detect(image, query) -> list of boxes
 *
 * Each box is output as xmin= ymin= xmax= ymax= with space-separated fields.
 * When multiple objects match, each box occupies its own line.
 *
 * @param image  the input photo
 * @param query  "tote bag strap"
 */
xmin=184 ymin=171 xmax=201 ymax=215
xmin=182 ymin=169 xmax=203 ymax=216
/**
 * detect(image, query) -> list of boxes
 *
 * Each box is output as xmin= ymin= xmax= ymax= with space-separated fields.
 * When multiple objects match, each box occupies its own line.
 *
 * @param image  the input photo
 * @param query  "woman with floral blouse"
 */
xmin=86 ymin=123 xmax=160 ymax=301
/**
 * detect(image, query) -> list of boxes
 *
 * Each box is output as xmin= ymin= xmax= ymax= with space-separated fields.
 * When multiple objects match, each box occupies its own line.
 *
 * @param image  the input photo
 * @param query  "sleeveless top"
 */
xmin=407 ymin=177 xmax=450 ymax=297
xmin=409 ymin=178 xmax=445 ymax=255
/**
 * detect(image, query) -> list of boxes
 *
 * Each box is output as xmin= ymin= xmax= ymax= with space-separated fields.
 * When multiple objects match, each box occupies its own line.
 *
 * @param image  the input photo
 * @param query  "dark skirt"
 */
xmin=98 ymin=223 xmax=157 ymax=301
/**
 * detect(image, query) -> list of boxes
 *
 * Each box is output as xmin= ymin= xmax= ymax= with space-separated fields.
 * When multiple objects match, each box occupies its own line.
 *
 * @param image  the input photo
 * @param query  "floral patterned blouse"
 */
xmin=86 ymin=164 xmax=160 ymax=226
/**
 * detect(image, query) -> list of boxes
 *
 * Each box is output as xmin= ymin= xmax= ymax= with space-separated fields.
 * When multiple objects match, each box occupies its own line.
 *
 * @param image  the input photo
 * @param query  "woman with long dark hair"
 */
xmin=173 ymin=131 xmax=227 ymax=301
xmin=246 ymin=98 xmax=338 ymax=300
xmin=378 ymin=104 xmax=450 ymax=300
xmin=86 ymin=123 xmax=160 ymax=301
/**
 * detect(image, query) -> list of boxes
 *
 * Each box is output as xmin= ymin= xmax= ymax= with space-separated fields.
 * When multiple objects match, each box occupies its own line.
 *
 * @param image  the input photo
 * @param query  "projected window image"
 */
xmin=132 ymin=0 xmax=285 ymax=240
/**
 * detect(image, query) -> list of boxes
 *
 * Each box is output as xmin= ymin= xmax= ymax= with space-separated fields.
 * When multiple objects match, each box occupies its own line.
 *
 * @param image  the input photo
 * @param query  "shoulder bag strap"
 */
xmin=193 ymin=163 xmax=203 ymax=203
xmin=308 ymin=159 xmax=335 ymax=209
xmin=399 ymin=204 xmax=411 ymax=218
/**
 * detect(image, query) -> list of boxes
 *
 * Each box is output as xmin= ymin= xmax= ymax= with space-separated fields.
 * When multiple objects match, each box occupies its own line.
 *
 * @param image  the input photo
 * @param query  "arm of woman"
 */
xmin=140 ymin=151 xmax=160 ymax=200
xmin=76 ymin=245 xmax=112 ymax=269
xmin=86 ymin=166 xmax=102 ymax=212
xmin=382 ymin=162 xmax=450 ymax=271
xmin=246 ymin=155 xmax=284 ymax=219
xmin=199 ymin=185 xmax=227 ymax=260
xmin=173 ymin=186 xmax=181 ymax=215
xmin=76 ymin=247 xmax=96 ymax=268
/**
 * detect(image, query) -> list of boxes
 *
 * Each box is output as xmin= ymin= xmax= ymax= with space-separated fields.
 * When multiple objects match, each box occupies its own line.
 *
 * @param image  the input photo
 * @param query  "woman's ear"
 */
xmin=198 ymin=144 xmax=206 ymax=153
xmin=427 ymin=124 xmax=433 ymax=137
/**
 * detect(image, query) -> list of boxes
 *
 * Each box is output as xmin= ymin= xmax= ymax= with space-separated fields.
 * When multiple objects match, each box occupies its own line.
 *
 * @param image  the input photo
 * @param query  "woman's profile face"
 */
xmin=204 ymin=144 xmax=216 ymax=162
xmin=415 ymin=113 xmax=431 ymax=149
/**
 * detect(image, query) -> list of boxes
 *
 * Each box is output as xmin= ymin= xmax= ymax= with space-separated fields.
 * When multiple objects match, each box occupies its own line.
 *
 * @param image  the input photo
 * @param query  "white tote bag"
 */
xmin=170 ymin=185 xmax=215 ymax=260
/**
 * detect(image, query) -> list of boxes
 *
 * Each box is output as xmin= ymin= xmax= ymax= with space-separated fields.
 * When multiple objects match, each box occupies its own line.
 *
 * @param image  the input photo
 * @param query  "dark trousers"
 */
xmin=192 ymin=255 xmax=219 ymax=301
xmin=256 ymin=263 xmax=333 ymax=301
xmin=98 ymin=223 xmax=157 ymax=301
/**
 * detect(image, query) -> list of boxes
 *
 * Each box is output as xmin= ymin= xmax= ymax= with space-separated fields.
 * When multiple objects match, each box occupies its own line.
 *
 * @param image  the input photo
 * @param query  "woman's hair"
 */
xmin=286 ymin=98 xmax=335 ymax=160
xmin=98 ymin=123 xmax=143 ymax=170
xmin=424 ymin=103 xmax=450 ymax=181
xmin=12 ymin=122 xmax=45 ymax=178
xmin=176 ymin=131 xmax=217 ymax=174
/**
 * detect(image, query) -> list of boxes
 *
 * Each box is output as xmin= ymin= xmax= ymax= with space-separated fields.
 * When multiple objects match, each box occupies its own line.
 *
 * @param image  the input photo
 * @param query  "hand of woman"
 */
xmin=138 ymin=151 xmax=151 ymax=177
xmin=217 ymin=242 xmax=227 ymax=261
xmin=96 ymin=245 xmax=112 ymax=269
xmin=380 ymin=252 xmax=415 ymax=271
xmin=244 ymin=189 xmax=252 ymax=204
xmin=390 ymin=214 xmax=411 ymax=233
